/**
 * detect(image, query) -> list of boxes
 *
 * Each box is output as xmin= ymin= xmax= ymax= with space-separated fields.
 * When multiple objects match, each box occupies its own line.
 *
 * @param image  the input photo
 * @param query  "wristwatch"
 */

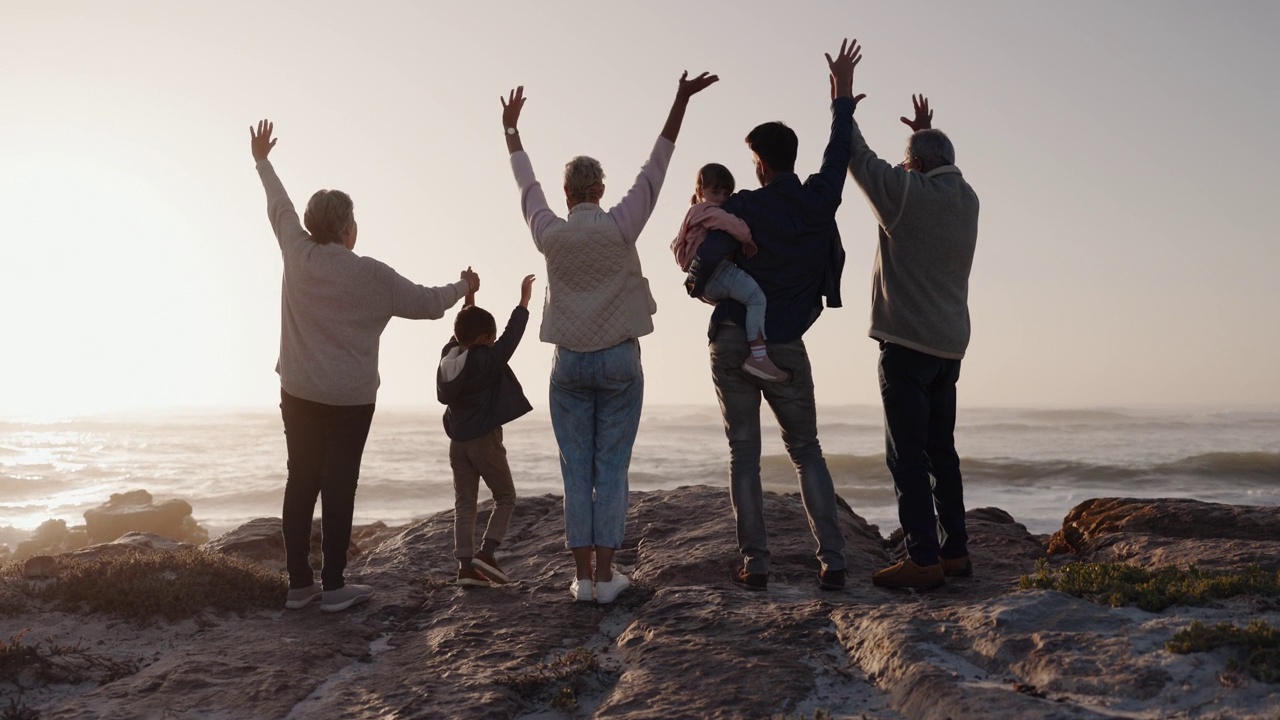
xmin=505 ymin=127 xmax=518 ymax=136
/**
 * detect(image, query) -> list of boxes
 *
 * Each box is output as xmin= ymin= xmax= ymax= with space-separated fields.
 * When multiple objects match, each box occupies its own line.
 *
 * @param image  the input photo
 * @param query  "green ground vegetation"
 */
xmin=0 ymin=550 xmax=286 ymax=621
xmin=1019 ymin=560 xmax=1280 ymax=612
xmin=1167 ymin=619 xmax=1280 ymax=682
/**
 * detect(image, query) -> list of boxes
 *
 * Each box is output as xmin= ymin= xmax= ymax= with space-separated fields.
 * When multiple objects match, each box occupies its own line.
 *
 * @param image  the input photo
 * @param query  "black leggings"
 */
xmin=280 ymin=389 xmax=375 ymax=590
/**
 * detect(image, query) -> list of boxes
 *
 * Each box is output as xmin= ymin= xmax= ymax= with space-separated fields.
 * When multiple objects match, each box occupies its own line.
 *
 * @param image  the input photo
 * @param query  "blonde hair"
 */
xmin=304 ymin=189 xmax=355 ymax=245
xmin=563 ymin=156 xmax=605 ymax=204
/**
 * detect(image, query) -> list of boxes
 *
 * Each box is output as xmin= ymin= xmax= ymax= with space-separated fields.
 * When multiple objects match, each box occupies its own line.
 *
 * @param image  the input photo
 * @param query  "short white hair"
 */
xmin=906 ymin=129 xmax=956 ymax=172
xmin=563 ymin=156 xmax=605 ymax=202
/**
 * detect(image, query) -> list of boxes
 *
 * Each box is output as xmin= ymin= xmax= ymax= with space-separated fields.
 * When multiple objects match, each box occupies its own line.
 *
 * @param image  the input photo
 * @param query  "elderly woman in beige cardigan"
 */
xmin=501 ymin=71 xmax=717 ymax=604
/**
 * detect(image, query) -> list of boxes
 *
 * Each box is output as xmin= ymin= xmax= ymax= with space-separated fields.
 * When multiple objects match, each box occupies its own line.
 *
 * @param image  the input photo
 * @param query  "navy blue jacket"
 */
xmin=686 ymin=96 xmax=854 ymax=343
xmin=436 ymin=306 xmax=533 ymax=442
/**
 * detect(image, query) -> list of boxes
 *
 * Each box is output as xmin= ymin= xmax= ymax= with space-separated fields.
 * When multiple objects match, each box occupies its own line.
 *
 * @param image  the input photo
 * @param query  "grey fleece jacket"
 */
xmin=257 ymin=159 xmax=468 ymax=405
xmin=847 ymin=121 xmax=980 ymax=359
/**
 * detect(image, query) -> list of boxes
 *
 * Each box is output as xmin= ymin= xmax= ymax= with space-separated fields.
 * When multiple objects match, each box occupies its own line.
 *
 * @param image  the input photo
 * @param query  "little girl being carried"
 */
xmin=671 ymin=163 xmax=785 ymax=382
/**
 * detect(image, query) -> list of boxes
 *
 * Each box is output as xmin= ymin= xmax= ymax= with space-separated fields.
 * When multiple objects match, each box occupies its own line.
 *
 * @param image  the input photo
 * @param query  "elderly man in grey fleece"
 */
xmin=846 ymin=95 xmax=980 ymax=590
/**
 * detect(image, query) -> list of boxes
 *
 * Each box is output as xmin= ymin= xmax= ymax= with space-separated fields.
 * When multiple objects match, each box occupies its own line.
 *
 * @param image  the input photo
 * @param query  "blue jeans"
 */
xmin=710 ymin=324 xmax=846 ymax=574
xmin=878 ymin=341 xmax=968 ymax=566
xmin=550 ymin=339 xmax=643 ymax=549
xmin=704 ymin=261 xmax=767 ymax=342
xmin=280 ymin=389 xmax=375 ymax=591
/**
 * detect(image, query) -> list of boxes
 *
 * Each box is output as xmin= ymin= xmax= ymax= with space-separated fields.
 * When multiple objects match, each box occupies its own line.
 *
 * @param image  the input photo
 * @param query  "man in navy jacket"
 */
xmin=685 ymin=38 xmax=861 ymax=592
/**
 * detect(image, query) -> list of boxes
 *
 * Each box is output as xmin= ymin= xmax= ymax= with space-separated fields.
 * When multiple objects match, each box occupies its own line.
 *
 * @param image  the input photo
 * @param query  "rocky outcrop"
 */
xmin=1048 ymin=497 xmax=1280 ymax=571
xmin=11 ymin=491 xmax=211 ymax=562
xmin=3 ymin=490 xmax=1278 ymax=719
xmin=202 ymin=517 xmax=382 ymax=574
xmin=83 ymin=489 xmax=209 ymax=546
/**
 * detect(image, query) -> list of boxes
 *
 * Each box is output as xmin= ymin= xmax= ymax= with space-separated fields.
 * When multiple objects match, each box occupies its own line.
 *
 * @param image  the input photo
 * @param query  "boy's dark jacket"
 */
xmin=436 ymin=306 xmax=533 ymax=442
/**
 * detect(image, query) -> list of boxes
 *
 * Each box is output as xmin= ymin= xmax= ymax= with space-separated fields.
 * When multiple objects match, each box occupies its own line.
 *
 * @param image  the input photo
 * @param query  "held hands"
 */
xmin=520 ymin=274 xmax=536 ymax=308
xmin=901 ymin=94 xmax=933 ymax=132
xmin=676 ymin=71 xmax=719 ymax=101
xmin=249 ymin=119 xmax=277 ymax=161
xmin=461 ymin=266 xmax=480 ymax=295
xmin=825 ymin=38 xmax=864 ymax=102
xmin=742 ymin=239 xmax=759 ymax=259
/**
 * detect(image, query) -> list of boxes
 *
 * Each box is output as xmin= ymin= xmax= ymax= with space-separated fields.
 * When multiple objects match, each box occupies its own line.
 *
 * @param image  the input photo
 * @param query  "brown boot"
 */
xmin=872 ymin=559 xmax=945 ymax=589
xmin=941 ymin=556 xmax=973 ymax=577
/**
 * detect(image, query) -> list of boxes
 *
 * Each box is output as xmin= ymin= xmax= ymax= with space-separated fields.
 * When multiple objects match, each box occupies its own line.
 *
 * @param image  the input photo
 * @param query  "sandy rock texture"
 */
xmin=2 ymin=489 xmax=1277 ymax=719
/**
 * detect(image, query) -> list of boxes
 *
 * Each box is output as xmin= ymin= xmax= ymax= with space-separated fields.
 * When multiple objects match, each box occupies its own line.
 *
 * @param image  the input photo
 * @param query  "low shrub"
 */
xmin=30 ymin=550 xmax=286 ymax=621
xmin=1019 ymin=560 xmax=1280 ymax=612
xmin=1167 ymin=619 xmax=1280 ymax=682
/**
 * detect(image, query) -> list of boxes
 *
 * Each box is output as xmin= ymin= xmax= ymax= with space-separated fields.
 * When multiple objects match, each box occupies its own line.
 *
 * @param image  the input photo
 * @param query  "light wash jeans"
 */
xmin=704 ymin=261 xmax=767 ymax=342
xmin=550 ymin=339 xmax=643 ymax=549
xmin=709 ymin=324 xmax=846 ymax=574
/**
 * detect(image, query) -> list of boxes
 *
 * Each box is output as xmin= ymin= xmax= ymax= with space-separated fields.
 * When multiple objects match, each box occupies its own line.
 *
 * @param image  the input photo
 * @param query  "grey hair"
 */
xmin=906 ymin=129 xmax=956 ymax=173
xmin=563 ymin=156 xmax=605 ymax=203
xmin=304 ymin=189 xmax=355 ymax=245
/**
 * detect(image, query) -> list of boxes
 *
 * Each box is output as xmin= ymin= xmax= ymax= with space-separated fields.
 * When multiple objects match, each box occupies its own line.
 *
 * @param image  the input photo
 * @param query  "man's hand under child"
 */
xmin=520 ymin=274 xmax=536 ymax=308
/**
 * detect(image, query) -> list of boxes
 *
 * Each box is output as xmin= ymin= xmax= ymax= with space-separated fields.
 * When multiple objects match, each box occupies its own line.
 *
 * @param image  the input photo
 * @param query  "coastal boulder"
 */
xmin=13 ymin=518 xmax=90 ymax=562
xmin=1048 ymin=497 xmax=1280 ymax=571
xmin=83 ymin=490 xmax=209 ymax=546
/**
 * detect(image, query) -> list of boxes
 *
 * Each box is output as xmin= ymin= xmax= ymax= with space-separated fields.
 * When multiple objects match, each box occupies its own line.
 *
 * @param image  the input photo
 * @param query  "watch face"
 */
xmin=506 ymin=127 xmax=517 ymax=136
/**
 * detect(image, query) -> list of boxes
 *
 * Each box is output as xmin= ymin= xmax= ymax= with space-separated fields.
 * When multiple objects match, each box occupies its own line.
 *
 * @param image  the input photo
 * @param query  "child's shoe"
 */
xmin=472 ymin=550 xmax=509 ymax=583
xmin=741 ymin=354 xmax=787 ymax=382
xmin=457 ymin=567 xmax=494 ymax=587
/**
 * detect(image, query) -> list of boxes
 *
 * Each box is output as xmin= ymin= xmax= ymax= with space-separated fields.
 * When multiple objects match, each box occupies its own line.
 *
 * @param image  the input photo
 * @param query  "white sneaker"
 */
xmin=571 ymin=579 xmax=594 ymax=602
xmin=284 ymin=582 xmax=321 ymax=610
xmin=594 ymin=570 xmax=631 ymax=604
xmin=320 ymin=583 xmax=373 ymax=613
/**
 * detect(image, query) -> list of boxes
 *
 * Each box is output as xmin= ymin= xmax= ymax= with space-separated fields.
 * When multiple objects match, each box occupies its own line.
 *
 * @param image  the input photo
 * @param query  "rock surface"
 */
xmin=1048 ymin=497 xmax=1280 ymax=571
xmin=2 ymin=489 xmax=1278 ymax=719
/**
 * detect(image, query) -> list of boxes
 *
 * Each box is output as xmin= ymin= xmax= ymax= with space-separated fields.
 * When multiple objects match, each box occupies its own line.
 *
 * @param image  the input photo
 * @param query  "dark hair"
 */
xmin=692 ymin=163 xmax=735 ymax=205
xmin=454 ymin=306 xmax=496 ymax=346
xmin=745 ymin=122 xmax=797 ymax=174
xmin=303 ymin=189 xmax=355 ymax=245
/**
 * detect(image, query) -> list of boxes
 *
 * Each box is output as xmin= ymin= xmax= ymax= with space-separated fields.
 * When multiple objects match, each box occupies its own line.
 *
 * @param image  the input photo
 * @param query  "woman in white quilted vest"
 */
xmin=500 ymin=72 xmax=717 ymax=604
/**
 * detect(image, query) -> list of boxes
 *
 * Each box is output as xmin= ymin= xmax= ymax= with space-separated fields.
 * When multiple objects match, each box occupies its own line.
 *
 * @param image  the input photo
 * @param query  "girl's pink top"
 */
xmin=670 ymin=201 xmax=753 ymax=272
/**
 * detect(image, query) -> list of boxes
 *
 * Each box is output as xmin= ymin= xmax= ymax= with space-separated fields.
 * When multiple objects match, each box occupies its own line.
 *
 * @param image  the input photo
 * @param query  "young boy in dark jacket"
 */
xmin=437 ymin=274 xmax=535 ymax=586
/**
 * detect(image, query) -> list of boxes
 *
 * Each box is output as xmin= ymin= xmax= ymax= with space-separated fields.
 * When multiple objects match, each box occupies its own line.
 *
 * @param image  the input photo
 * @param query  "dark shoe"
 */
xmin=872 ymin=559 xmax=945 ymax=590
xmin=731 ymin=567 xmax=768 ymax=591
xmin=941 ymin=556 xmax=973 ymax=577
xmin=472 ymin=551 xmax=509 ymax=583
xmin=818 ymin=568 xmax=846 ymax=591
xmin=457 ymin=567 xmax=494 ymax=587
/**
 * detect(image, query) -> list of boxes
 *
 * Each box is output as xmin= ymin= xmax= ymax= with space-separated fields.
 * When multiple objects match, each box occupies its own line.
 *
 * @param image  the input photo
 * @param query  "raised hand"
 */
xmin=250 ymin=119 xmax=277 ymax=161
xmin=663 ymin=71 xmax=718 ymax=142
xmin=825 ymin=38 xmax=863 ymax=101
xmin=900 ymin=94 xmax=933 ymax=132
xmin=501 ymin=87 xmax=526 ymax=132
xmin=676 ymin=71 xmax=720 ymax=100
xmin=520 ymin=274 xmax=536 ymax=308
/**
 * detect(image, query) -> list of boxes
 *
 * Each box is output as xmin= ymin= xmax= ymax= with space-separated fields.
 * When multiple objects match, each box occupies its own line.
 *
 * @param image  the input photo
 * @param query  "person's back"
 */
xmin=849 ymin=130 xmax=979 ymax=357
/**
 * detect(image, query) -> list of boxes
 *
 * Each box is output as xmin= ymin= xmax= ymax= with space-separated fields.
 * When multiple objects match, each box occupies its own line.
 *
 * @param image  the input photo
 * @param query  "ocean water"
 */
xmin=1 ymin=405 xmax=1278 ymax=548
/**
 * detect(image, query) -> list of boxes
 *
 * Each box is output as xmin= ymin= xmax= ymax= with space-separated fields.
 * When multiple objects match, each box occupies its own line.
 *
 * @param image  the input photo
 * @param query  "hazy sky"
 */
xmin=2 ymin=0 xmax=1277 ymax=418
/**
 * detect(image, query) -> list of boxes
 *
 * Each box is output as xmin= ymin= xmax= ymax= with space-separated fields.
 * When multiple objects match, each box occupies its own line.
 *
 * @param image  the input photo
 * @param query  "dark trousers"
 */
xmin=280 ymin=389 xmax=375 ymax=590
xmin=878 ymin=342 xmax=968 ymax=566
xmin=450 ymin=427 xmax=517 ymax=559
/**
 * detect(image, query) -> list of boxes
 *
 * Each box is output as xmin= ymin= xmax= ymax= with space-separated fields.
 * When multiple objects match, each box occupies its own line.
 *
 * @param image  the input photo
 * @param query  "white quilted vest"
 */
xmin=539 ymin=204 xmax=657 ymax=352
